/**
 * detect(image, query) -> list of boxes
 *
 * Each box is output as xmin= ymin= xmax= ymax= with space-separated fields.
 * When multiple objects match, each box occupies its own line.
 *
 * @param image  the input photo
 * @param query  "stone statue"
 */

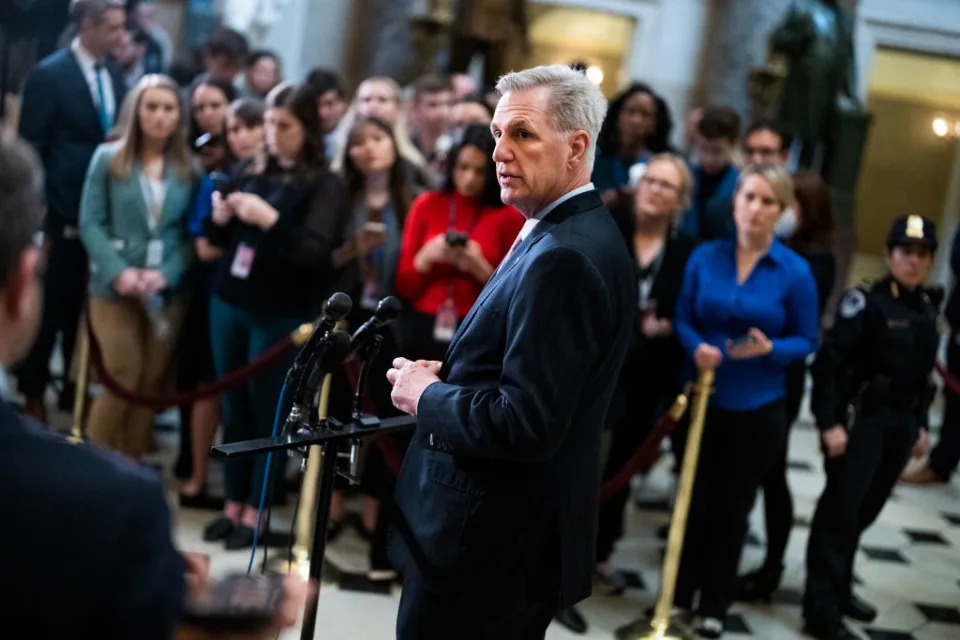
xmin=771 ymin=0 xmax=861 ymax=172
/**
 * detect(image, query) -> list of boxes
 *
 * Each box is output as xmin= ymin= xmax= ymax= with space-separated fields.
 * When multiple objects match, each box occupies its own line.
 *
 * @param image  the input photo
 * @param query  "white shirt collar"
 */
xmin=0 ymin=365 xmax=9 ymax=402
xmin=71 ymin=37 xmax=100 ymax=73
xmin=518 ymin=182 xmax=595 ymax=241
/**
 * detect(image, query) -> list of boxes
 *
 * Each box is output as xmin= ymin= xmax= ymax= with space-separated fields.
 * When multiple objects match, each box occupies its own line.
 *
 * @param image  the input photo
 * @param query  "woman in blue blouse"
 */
xmin=672 ymin=163 xmax=819 ymax=638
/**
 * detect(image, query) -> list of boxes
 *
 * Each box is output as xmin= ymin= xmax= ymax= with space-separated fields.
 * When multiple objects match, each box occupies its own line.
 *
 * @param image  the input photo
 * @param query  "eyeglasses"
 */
xmin=640 ymin=175 xmax=681 ymax=193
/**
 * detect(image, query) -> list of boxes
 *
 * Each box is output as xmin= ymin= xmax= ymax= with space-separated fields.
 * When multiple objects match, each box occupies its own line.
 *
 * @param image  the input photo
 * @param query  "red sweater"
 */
xmin=396 ymin=191 xmax=524 ymax=317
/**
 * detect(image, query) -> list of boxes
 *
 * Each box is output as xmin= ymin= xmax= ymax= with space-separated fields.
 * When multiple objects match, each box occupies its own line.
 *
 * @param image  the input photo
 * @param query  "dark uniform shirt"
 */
xmin=811 ymin=275 xmax=941 ymax=433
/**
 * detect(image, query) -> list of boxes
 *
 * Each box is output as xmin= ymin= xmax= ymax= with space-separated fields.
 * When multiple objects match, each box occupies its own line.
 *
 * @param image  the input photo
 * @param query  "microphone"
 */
xmin=305 ymin=330 xmax=352 ymax=391
xmin=350 ymin=296 xmax=402 ymax=357
xmin=291 ymin=292 xmax=352 ymax=372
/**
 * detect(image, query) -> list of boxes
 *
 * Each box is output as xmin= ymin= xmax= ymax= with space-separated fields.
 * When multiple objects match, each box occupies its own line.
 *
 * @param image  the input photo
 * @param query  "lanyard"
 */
xmin=445 ymin=195 xmax=483 ymax=304
xmin=447 ymin=195 xmax=482 ymax=234
xmin=138 ymin=171 xmax=166 ymax=235
xmin=637 ymin=243 xmax=666 ymax=309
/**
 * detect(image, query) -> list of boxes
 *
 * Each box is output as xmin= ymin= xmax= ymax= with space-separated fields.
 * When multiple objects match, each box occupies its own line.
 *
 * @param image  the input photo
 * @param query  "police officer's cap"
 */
xmin=886 ymin=214 xmax=937 ymax=252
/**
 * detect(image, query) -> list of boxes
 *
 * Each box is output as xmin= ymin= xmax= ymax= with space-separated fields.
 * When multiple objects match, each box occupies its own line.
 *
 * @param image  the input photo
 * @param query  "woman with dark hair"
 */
xmin=177 ymin=97 xmax=266 ymax=508
xmin=200 ymin=83 xmax=351 ymax=549
xmin=190 ymin=77 xmax=237 ymax=172
xmin=324 ymin=115 xmax=415 ymax=579
xmin=593 ymin=83 xmax=673 ymax=212
xmin=738 ymin=169 xmax=837 ymax=601
xmin=395 ymin=123 xmax=523 ymax=361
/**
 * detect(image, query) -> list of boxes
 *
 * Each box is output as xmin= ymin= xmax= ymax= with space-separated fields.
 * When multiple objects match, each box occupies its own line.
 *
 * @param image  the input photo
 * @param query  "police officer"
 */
xmin=802 ymin=214 xmax=940 ymax=640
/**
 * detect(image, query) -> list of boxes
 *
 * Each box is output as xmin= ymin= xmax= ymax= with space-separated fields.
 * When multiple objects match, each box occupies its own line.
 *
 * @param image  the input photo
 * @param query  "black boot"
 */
xmin=555 ymin=607 xmax=588 ymax=634
xmin=843 ymin=592 xmax=877 ymax=622
xmin=736 ymin=564 xmax=783 ymax=602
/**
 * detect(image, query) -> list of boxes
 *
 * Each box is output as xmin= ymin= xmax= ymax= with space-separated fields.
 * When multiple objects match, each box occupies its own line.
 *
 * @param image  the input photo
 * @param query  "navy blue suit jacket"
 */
xmin=0 ymin=399 xmax=184 ymax=638
xmin=389 ymin=190 xmax=636 ymax=608
xmin=19 ymin=48 xmax=126 ymax=222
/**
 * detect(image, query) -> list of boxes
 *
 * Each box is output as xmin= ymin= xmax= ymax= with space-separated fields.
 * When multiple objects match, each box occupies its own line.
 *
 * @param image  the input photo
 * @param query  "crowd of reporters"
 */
xmin=5 ymin=1 xmax=955 ymax=639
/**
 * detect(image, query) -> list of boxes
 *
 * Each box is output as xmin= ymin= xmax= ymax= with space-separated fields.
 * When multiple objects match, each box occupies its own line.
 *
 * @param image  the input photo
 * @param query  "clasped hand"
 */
xmin=113 ymin=267 xmax=167 ymax=297
xmin=386 ymin=358 xmax=442 ymax=416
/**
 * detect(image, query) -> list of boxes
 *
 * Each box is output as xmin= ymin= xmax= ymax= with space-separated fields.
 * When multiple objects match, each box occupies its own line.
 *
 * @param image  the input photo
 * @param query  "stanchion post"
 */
xmin=615 ymin=367 xmax=715 ymax=640
xmin=68 ymin=320 xmax=91 ymax=443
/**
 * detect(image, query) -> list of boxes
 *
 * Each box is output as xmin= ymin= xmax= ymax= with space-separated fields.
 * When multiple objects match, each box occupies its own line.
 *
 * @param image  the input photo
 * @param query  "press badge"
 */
xmin=230 ymin=242 xmax=255 ymax=279
xmin=434 ymin=300 xmax=458 ymax=342
xmin=146 ymin=239 xmax=164 ymax=269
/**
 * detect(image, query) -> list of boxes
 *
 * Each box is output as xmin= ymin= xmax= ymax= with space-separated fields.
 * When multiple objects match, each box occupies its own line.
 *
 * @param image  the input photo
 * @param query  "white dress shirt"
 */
xmin=71 ymin=38 xmax=116 ymax=127
xmin=0 ymin=364 xmax=9 ymax=402
xmin=501 ymin=182 xmax=596 ymax=265
xmin=518 ymin=182 xmax=596 ymax=242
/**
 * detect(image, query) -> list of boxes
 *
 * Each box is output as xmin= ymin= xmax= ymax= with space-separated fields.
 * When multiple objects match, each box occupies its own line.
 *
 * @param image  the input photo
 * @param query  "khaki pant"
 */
xmin=86 ymin=297 xmax=187 ymax=459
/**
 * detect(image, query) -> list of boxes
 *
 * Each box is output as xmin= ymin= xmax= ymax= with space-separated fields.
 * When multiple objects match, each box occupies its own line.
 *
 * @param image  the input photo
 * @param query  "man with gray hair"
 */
xmin=386 ymin=64 xmax=634 ymax=638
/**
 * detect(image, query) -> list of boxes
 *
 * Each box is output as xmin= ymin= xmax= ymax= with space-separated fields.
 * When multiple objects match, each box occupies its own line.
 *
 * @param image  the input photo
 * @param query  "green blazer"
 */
xmin=79 ymin=143 xmax=196 ymax=300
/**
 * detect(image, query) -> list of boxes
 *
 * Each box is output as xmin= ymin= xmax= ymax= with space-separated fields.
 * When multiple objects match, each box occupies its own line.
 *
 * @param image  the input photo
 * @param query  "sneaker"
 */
xmin=695 ymin=616 xmax=724 ymax=639
xmin=594 ymin=565 xmax=627 ymax=595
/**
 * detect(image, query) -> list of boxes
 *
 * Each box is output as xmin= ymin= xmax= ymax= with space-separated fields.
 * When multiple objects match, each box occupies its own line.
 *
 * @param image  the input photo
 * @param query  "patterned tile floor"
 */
xmin=162 ymin=402 xmax=960 ymax=640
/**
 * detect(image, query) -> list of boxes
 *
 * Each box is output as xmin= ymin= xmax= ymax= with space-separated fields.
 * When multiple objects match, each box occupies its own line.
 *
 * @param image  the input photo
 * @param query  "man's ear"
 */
xmin=567 ymin=130 xmax=590 ymax=169
xmin=2 ymin=250 xmax=38 ymax=320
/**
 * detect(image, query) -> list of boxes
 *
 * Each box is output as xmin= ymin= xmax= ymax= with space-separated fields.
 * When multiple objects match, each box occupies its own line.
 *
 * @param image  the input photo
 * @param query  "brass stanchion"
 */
xmin=285 ymin=371 xmax=334 ymax=577
xmin=615 ymin=368 xmax=715 ymax=640
xmin=68 ymin=320 xmax=91 ymax=444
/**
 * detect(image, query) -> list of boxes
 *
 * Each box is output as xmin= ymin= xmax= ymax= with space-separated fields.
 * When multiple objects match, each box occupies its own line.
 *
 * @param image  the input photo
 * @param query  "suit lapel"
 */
xmin=65 ymin=51 xmax=103 ymax=134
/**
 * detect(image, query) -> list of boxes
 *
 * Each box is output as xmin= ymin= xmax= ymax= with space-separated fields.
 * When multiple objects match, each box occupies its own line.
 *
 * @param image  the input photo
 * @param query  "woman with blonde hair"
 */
xmin=79 ymin=73 xmax=197 ymax=459
xmin=672 ymin=163 xmax=819 ymax=637
xmin=594 ymin=153 xmax=698 ymax=594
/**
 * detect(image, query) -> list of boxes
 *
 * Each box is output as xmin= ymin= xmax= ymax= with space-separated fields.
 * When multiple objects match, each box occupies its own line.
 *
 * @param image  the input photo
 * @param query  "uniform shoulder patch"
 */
xmin=840 ymin=289 xmax=867 ymax=318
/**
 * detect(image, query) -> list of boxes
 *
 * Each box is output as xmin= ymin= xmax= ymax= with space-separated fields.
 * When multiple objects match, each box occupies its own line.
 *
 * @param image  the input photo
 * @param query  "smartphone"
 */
xmin=194 ymin=132 xmax=224 ymax=151
xmin=181 ymin=573 xmax=285 ymax=633
xmin=363 ymin=221 xmax=387 ymax=235
xmin=445 ymin=230 xmax=468 ymax=248
xmin=729 ymin=334 xmax=757 ymax=350
xmin=209 ymin=171 xmax=236 ymax=195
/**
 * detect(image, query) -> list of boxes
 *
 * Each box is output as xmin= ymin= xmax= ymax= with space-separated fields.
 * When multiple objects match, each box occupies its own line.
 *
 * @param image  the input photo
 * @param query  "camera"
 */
xmin=445 ymin=230 xmax=468 ymax=248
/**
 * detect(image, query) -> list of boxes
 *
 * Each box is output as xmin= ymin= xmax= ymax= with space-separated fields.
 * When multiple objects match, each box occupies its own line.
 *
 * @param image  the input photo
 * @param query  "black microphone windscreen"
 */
xmin=374 ymin=296 xmax=402 ymax=322
xmin=325 ymin=292 xmax=353 ymax=320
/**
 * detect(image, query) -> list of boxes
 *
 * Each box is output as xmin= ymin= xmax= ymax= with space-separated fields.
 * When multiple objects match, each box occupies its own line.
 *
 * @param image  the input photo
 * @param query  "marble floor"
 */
xmin=153 ymin=399 xmax=960 ymax=640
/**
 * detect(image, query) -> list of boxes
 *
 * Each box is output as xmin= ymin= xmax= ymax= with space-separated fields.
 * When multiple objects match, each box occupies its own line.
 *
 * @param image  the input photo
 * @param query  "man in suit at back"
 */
xmin=386 ymin=64 xmax=636 ymax=639
xmin=15 ymin=0 xmax=127 ymax=420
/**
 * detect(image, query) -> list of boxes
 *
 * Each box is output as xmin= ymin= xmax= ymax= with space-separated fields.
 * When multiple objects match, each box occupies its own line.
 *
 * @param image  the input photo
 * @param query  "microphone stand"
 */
xmin=213 ymin=329 xmax=414 ymax=640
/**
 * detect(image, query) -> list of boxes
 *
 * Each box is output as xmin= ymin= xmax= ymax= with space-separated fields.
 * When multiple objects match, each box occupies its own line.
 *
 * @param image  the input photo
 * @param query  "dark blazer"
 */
xmin=609 ymin=229 xmax=698 ymax=421
xmin=0 ymin=398 xmax=183 ymax=638
xmin=389 ymin=190 xmax=636 ymax=608
xmin=18 ymin=47 xmax=126 ymax=222
xmin=679 ymin=164 xmax=740 ymax=242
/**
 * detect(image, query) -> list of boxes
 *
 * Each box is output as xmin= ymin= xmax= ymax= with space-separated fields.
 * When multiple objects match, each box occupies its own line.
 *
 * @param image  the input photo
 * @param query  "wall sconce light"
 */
xmin=585 ymin=65 xmax=604 ymax=86
xmin=933 ymin=117 xmax=960 ymax=139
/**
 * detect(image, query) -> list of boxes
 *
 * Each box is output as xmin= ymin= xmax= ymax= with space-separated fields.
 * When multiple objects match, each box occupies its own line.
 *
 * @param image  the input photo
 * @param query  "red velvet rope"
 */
xmin=935 ymin=362 xmax=960 ymax=397
xmin=86 ymin=318 xmax=298 ymax=410
xmin=599 ymin=411 xmax=679 ymax=503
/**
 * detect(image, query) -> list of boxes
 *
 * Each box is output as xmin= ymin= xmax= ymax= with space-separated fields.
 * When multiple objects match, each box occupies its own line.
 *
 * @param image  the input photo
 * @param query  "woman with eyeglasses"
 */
xmin=594 ymin=153 xmax=697 ymax=594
